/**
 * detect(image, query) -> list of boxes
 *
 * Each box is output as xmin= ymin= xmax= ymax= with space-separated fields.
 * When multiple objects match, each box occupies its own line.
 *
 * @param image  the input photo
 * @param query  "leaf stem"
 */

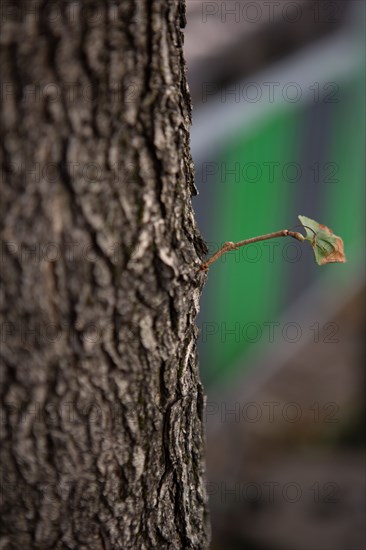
xmin=198 ymin=229 xmax=305 ymax=272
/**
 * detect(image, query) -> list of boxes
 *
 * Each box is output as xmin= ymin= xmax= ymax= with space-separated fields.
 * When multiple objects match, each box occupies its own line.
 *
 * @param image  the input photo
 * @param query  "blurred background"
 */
xmin=184 ymin=1 xmax=365 ymax=549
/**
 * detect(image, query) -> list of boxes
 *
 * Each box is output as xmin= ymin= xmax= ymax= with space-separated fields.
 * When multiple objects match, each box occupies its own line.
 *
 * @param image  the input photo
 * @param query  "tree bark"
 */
xmin=0 ymin=1 xmax=210 ymax=548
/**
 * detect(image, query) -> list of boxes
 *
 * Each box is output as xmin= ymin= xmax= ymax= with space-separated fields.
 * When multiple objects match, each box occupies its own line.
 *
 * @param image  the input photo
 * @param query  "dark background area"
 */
xmin=184 ymin=1 xmax=365 ymax=549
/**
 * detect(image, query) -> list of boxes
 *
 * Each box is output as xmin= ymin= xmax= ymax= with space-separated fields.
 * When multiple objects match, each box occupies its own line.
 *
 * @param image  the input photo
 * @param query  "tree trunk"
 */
xmin=0 ymin=1 xmax=210 ymax=548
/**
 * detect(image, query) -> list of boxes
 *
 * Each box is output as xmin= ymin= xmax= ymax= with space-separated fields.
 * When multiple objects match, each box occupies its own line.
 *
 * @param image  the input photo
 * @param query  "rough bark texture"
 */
xmin=0 ymin=1 xmax=210 ymax=548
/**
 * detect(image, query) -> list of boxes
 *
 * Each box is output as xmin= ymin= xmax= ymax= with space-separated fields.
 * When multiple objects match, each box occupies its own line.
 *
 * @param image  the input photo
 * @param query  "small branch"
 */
xmin=198 ymin=229 xmax=305 ymax=272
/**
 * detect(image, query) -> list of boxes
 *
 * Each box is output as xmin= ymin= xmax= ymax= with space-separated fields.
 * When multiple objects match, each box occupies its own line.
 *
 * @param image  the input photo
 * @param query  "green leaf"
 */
xmin=298 ymin=215 xmax=346 ymax=266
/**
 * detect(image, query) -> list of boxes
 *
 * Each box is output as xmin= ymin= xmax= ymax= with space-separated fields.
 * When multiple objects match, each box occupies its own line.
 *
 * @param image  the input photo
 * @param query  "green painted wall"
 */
xmin=200 ymin=71 xmax=365 ymax=388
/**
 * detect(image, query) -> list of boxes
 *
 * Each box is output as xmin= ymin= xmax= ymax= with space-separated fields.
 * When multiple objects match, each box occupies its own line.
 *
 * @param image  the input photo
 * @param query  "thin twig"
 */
xmin=198 ymin=229 xmax=305 ymax=272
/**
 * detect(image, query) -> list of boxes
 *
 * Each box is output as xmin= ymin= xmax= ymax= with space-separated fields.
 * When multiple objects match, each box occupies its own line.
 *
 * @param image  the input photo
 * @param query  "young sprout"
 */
xmin=198 ymin=215 xmax=346 ymax=272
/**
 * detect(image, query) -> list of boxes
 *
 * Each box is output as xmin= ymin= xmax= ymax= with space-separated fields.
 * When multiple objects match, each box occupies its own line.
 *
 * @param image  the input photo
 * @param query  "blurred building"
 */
xmin=184 ymin=1 xmax=365 ymax=549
